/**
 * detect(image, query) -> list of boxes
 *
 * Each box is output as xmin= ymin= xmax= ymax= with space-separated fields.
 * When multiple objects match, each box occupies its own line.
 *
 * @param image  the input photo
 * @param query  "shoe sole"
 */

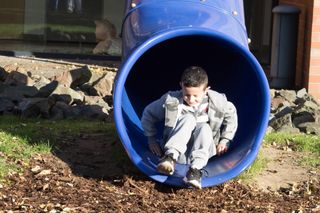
xmin=183 ymin=177 xmax=202 ymax=189
xmin=157 ymin=162 xmax=174 ymax=175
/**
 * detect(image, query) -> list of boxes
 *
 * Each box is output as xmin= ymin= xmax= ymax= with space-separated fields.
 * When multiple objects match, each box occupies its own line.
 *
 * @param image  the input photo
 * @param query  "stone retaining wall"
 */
xmin=269 ymin=88 xmax=320 ymax=135
xmin=0 ymin=64 xmax=116 ymax=121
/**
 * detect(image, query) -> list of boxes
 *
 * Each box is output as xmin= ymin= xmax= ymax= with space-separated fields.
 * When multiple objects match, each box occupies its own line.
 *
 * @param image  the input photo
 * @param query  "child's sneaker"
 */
xmin=183 ymin=167 xmax=202 ymax=189
xmin=157 ymin=154 xmax=175 ymax=175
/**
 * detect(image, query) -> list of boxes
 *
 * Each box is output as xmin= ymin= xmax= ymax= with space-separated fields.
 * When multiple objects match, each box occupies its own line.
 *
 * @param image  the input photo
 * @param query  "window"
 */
xmin=0 ymin=0 xmax=125 ymax=56
xmin=244 ymin=0 xmax=278 ymax=65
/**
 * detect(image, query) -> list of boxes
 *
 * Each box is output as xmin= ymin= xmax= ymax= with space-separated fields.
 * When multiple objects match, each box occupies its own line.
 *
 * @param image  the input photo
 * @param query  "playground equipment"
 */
xmin=113 ymin=0 xmax=270 ymax=188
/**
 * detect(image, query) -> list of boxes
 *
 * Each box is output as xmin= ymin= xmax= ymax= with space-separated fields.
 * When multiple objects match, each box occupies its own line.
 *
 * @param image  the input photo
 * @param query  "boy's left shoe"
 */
xmin=183 ymin=167 xmax=202 ymax=189
xmin=157 ymin=154 xmax=176 ymax=175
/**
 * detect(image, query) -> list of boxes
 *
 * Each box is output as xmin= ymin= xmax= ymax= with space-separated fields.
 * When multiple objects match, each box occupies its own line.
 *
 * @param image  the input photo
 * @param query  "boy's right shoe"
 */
xmin=157 ymin=154 xmax=175 ymax=175
xmin=183 ymin=167 xmax=202 ymax=189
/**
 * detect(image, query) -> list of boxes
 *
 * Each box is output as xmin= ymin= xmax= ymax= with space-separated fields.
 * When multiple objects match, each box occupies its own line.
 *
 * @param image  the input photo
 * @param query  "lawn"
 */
xmin=0 ymin=115 xmax=319 ymax=183
xmin=0 ymin=116 xmax=115 ymax=182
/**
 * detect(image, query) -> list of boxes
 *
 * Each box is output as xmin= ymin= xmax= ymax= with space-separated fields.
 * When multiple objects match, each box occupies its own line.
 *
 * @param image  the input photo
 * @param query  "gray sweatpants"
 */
xmin=163 ymin=114 xmax=217 ymax=170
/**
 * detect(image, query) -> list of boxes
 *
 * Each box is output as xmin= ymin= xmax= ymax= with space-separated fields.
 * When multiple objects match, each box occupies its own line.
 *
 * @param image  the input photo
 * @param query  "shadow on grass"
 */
xmin=0 ymin=116 xmax=146 ymax=183
xmin=0 ymin=116 xmax=193 ymax=193
xmin=51 ymin=129 xmax=144 ymax=181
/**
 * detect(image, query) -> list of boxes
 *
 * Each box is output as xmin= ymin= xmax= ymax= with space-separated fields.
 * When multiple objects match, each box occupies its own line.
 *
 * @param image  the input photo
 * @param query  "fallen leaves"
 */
xmin=35 ymin=169 xmax=51 ymax=177
xmin=0 ymin=135 xmax=319 ymax=212
xmin=31 ymin=165 xmax=41 ymax=174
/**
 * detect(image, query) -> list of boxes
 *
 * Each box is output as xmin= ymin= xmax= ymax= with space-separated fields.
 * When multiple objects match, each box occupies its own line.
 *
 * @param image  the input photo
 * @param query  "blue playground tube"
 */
xmin=114 ymin=0 xmax=270 ymax=188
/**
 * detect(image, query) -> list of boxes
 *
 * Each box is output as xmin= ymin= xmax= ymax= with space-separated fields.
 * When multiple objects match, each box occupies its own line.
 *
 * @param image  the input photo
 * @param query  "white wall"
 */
xmin=102 ymin=0 xmax=125 ymax=36
xmin=24 ymin=0 xmax=46 ymax=35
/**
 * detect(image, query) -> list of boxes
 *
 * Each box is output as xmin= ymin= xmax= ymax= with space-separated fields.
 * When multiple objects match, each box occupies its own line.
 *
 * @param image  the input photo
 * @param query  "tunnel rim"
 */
xmin=114 ymin=27 xmax=271 ymax=187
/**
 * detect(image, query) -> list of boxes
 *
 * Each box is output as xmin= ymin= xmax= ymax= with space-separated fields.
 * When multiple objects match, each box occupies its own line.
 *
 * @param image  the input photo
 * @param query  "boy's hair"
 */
xmin=180 ymin=66 xmax=208 ymax=88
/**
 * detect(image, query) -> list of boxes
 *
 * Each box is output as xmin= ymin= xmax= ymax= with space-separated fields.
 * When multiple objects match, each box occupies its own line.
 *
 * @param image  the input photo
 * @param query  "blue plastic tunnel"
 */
xmin=113 ymin=0 xmax=270 ymax=188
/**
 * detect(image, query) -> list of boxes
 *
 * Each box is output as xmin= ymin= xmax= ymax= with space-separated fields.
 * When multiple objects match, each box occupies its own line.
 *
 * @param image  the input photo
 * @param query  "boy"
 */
xmin=141 ymin=66 xmax=238 ymax=189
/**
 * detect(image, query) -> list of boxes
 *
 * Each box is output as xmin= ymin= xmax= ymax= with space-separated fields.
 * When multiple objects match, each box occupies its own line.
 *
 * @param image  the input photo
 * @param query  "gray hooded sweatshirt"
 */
xmin=141 ymin=89 xmax=238 ymax=146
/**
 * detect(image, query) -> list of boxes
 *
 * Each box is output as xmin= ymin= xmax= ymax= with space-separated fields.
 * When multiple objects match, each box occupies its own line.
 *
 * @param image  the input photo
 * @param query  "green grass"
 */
xmin=48 ymin=24 xmax=94 ymax=33
xmin=0 ymin=24 xmax=24 ymax=38
xmin=237 ymin=132 xmax=320 ymax=182
xmin=0 ymin=131 xmax=51 ymax=179
xmin=236 ymin=152 xmax=269 ymax=182
xmin=0 ymin=116 xmax=116 ymax=143
xmin=0 ymin=23 xmax=94 ymax=39
xmin=264 ymin=132 xmax=320 ymax=154
xmin=264 ymin=132 xmax=320 ymax=168
xmin=0 ymin=115 xmax=116 ymax=182
xmin=1 ymin=115 xmax=320 ymax=184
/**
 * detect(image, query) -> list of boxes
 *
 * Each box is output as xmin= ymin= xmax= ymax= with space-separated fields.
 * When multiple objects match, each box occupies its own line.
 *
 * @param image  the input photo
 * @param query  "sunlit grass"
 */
xmin=48 ymin=24 xmax=94 ymax=33
xmin=0 ymin=115 xmax=116 ymax=182
xmin=264 ymin=132 xmax=320 ymax=154
xmin=238 ymin=132 xmax=320 ymax=182
xmin=0 ymin=130 xmax=51 ymax=180
xmin=0 ymin=24 xmax=24 ymax=38
xmin=264 ymin=132 xmax=320 ymax=167
xmin=236 ymin=151 xmax=269 ymax=182
xmin=0 ymin=115 xmax=116 ymax=144
xmin=0 ymin=23 xmax=94 ymax=39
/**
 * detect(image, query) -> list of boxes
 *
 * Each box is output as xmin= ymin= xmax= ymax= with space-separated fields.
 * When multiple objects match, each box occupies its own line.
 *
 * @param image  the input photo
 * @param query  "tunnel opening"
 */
xmin=115 ymin=32 xmax=270 ymax=187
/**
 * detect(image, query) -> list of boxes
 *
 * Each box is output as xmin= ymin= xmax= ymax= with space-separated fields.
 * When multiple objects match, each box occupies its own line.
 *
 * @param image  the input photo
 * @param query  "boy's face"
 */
xmin=180 ymin=83 xmax=209 ymax=107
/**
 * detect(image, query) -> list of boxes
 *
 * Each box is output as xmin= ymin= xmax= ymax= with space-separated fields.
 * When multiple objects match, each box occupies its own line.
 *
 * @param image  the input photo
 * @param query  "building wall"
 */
xmin=310 ymin=0 xmax=320 ymax=100
xmin=279 ymin=0 xmax=320 ymax=101
xmin=24 ymin=0 xmax=46 ymax=36
xmin=103 ymin=0 xmax=125 ymax=35
xmin=0 ymin=1 xmax=25 ymax=39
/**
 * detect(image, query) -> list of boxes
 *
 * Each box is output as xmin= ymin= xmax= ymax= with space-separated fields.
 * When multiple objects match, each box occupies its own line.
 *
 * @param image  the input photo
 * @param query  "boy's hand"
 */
xmin=217 ymin=138 xmax=230 ymax=155
xmin=148 ymin=137 xmax=162 ymax=157
xmin=217 ymin=143 xmax=228 ymax=155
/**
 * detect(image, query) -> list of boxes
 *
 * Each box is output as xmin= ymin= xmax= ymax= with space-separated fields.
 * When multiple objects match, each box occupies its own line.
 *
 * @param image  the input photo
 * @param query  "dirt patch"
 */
xmin=0 ymin=133 xmax=319 ymax=212
xmin=253 ymin=145 xmax=319 ymax=192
